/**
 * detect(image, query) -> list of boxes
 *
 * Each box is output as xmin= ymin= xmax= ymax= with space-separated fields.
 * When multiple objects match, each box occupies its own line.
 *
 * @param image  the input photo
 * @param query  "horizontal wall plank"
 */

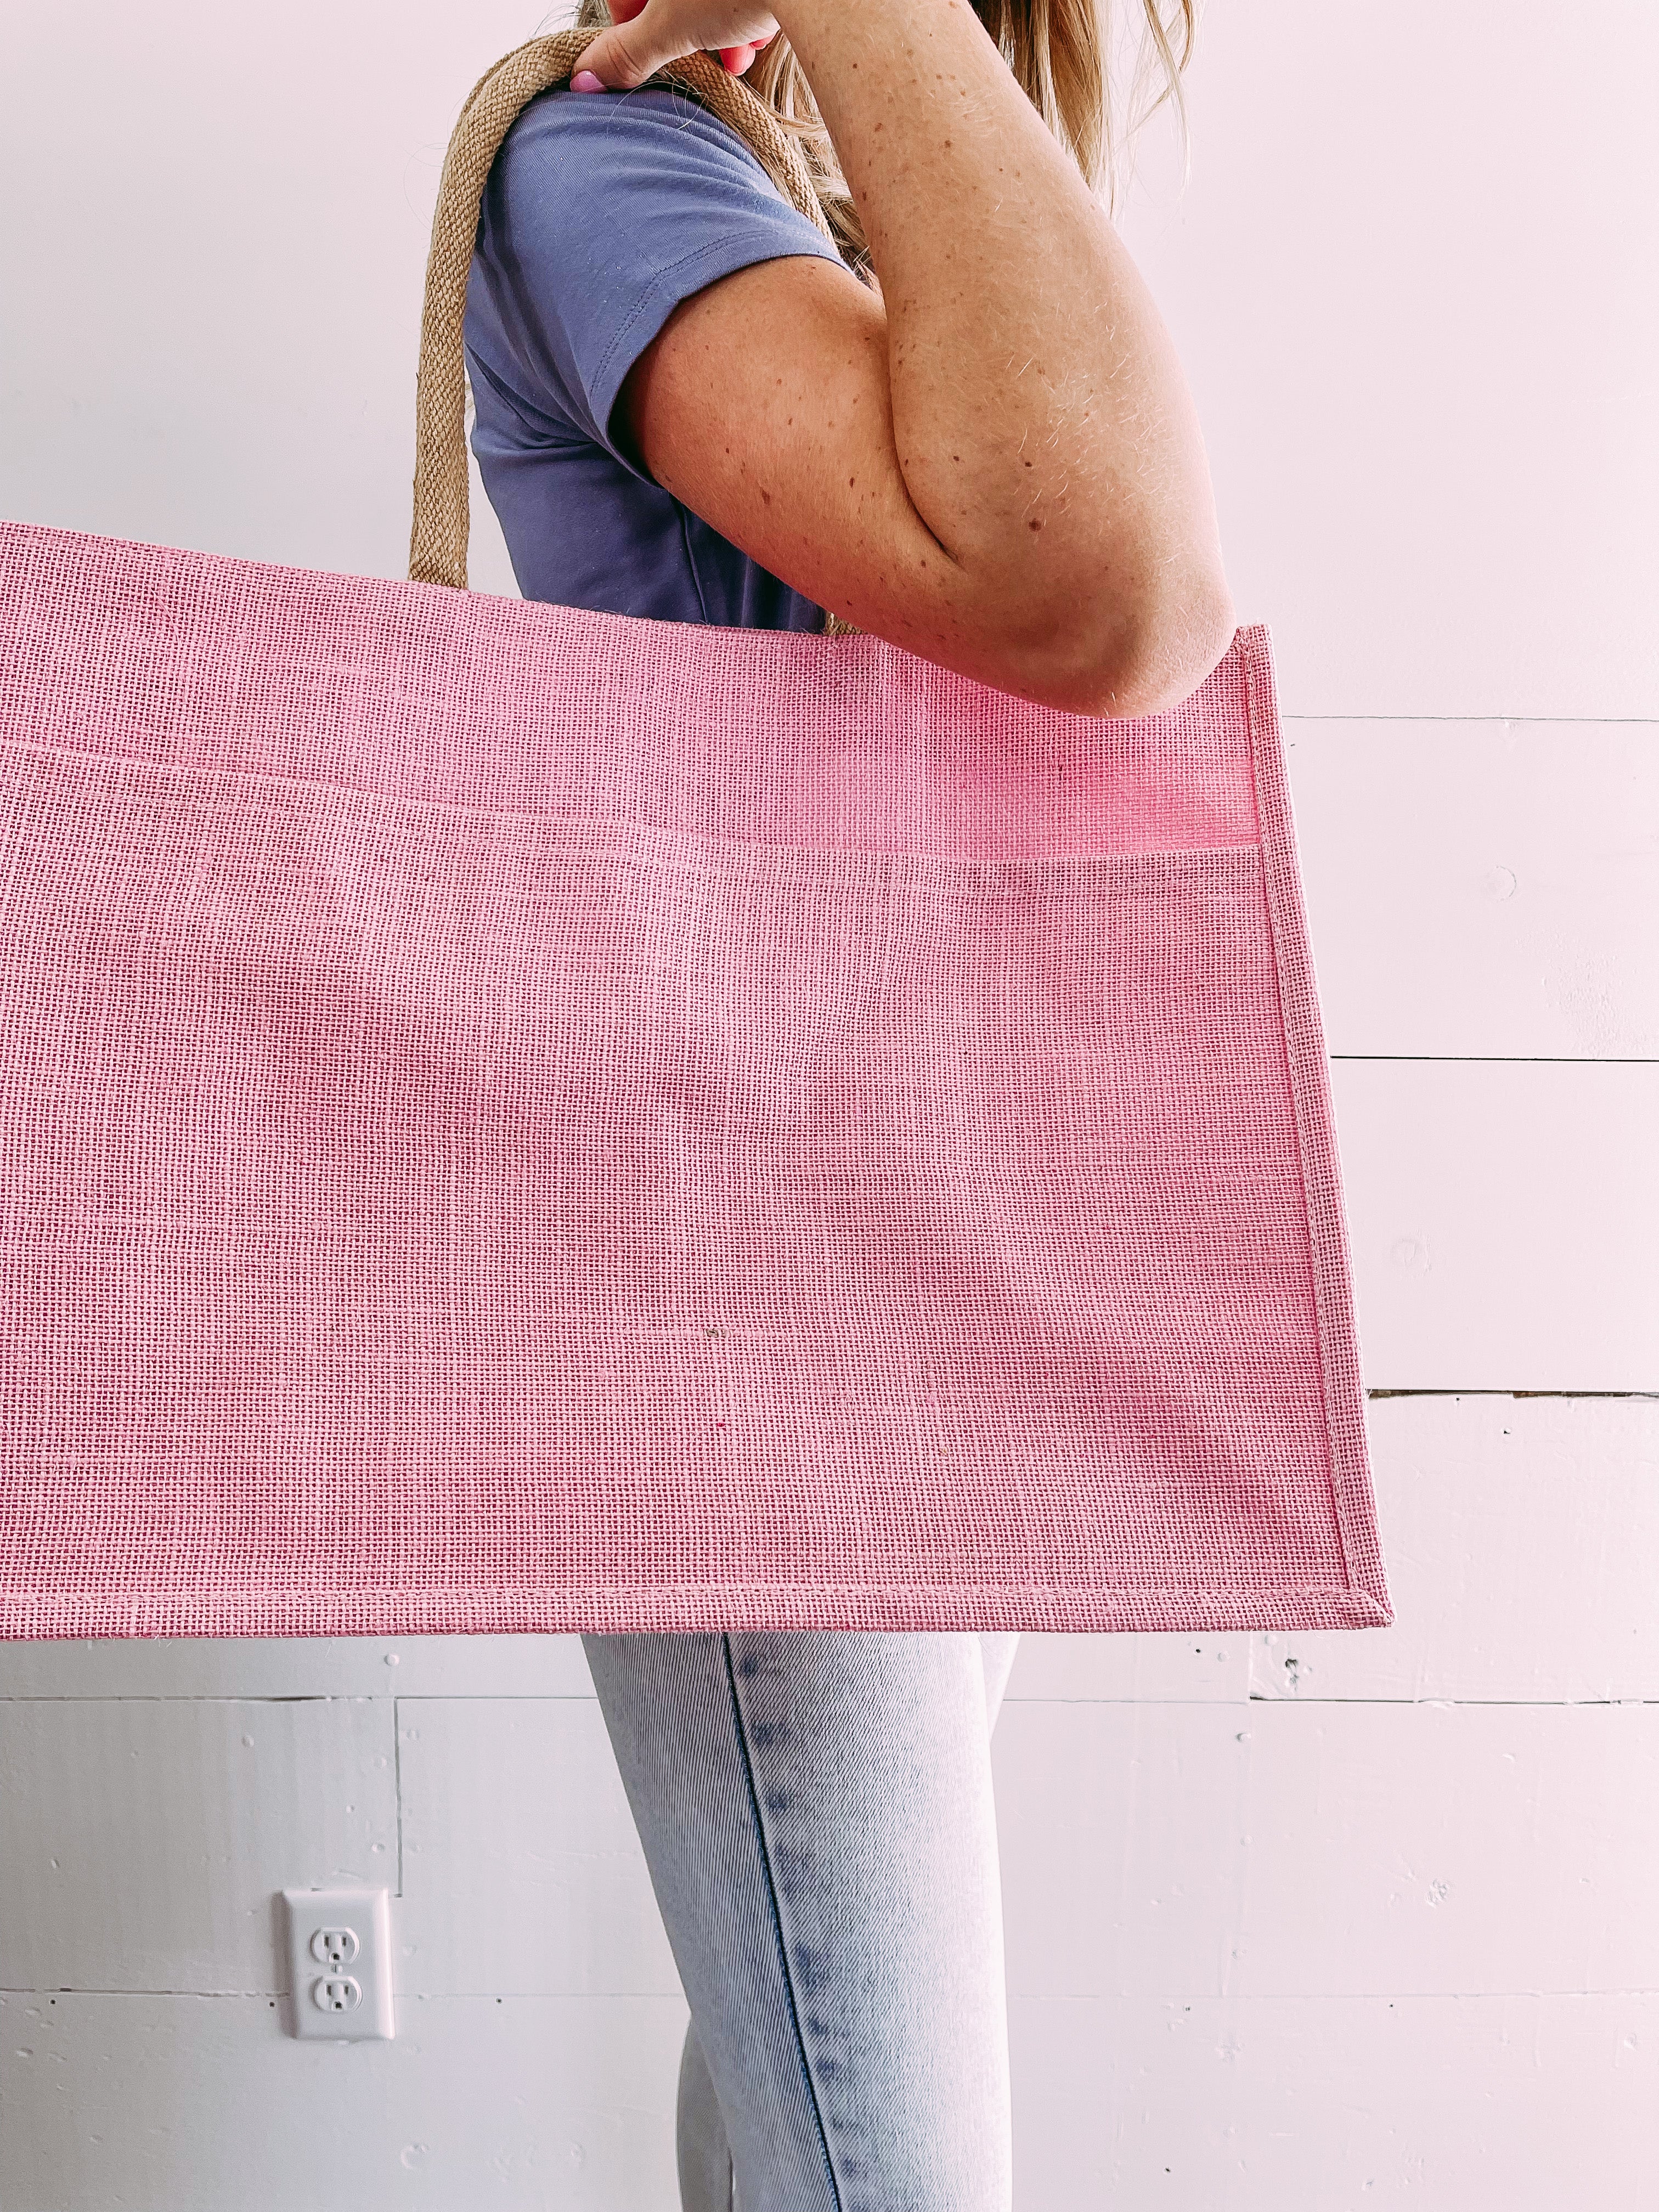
xmin=3 ymin=1988 xmax=1647 ymax=2212
xmin=1284 ymin=720 xmax=1659 ymax=1060
xmin=0 ymin=1991 xmax=686 ymax=2212
xmin=1003 ymin=1635 xmax=1251 ymax=1702
xmin=1249 ymin=1393 xmax=1659 ymax=1702
xmin=1333 ymin=1060 xmax=1658 ymax=1389
xmin=1007 ymin=1991 xmax=1658 ymax=2211
xmin=13 ymin=1650 xmax=1651 ymax=2006
xmin=994 ymin=1700 xmax=1658 ymax=2000
xmin=0 ymin=1698 xmax=395 ymax=1991
xmin=396 ymin=1698 xmax=680 ymax=1997
xmin=0 ymin=1633 xmax=596 ymax=1702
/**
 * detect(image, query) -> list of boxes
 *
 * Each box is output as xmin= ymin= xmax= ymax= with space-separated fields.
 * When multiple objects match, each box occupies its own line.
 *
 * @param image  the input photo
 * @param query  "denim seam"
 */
xmin=719 ymin=1633 xmax=844 ymax=2212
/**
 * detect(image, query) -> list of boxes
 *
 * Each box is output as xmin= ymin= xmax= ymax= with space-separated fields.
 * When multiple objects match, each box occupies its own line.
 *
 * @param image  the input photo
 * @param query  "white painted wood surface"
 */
xmin=1006 ymin=1993 xmax=1659 ymax=2208
xmin=1286 ymin=721 xmax=1659 ymax=1062
xmin=1121 ymin=4 xmax=1659 ymax=722
xmin=1331 ymin=1060 xmax=1657 ymax=1390
xmin=0 ymin=1993 xmax=692 ymax=2212
xmin=997 ymin=1698 xmax=1658 ymax=1999
xmin=1 ymin=0 xmax=1655 ymax=2203
xmin=3 ymin=1394 xmax=1651 ymax=2207
xmin=5 ymin=1990 xmax=1653 ymax=2211
xmin=1243 ymin=1396 xmax=1659 ymax=1704
xmin=0 ymin=1699 xmax=398 ymax=1994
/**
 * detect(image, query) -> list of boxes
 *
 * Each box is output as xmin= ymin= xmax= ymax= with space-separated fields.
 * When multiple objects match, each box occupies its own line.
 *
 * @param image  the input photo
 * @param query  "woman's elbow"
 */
xmin=1087 ymin=578 xmax=1239 ymax=718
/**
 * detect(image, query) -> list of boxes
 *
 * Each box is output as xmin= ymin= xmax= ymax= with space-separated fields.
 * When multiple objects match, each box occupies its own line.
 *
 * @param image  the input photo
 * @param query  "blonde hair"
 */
xmin=563 ymin=0 xmax=1200 ymax=283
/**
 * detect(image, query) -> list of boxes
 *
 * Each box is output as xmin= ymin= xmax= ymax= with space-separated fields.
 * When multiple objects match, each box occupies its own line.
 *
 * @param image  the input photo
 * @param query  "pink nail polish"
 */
xmin=571 ymin=69 xmax=605 ymax=93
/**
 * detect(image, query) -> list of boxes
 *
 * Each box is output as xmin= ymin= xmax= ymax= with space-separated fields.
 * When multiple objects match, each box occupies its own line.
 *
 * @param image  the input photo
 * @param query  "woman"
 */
xmin=462 ymin=0 xmax=1231 ymax=2200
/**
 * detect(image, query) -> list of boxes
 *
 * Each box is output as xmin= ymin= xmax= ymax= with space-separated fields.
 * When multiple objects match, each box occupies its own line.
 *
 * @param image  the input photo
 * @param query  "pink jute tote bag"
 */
xmin=0 ymin=32 xmax=1391 ymax=1640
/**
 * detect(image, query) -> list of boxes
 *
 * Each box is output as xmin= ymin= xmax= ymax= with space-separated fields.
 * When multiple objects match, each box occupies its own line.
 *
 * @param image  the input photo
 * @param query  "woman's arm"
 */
xmin=772 ymin=0 xmax=1234 ymax=702
xmin=588 ymin=0 xmax=1236 ymax=712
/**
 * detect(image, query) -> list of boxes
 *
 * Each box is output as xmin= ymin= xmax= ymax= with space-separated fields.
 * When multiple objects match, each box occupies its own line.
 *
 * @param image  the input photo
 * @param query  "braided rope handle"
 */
xmin=410 ymin=27 xmax=861 ymax=634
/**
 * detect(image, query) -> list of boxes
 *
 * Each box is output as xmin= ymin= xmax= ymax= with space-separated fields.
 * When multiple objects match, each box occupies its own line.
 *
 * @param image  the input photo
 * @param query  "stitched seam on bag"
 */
xmin=1240 ymin=631 xmax=1357 ymax=1592
xmin=0 ymin=1582 xmax=1393 ymax=1615
xmin=719 ymin=1633 xmax=845 ymax=2212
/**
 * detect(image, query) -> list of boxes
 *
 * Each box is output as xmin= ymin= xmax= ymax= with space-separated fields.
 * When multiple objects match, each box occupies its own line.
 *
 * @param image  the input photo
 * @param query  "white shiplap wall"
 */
xmin=1 ymin=0 xmax=1655 ymax=2205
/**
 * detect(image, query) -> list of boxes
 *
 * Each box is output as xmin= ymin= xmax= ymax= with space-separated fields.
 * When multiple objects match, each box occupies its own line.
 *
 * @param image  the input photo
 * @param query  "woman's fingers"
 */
xmin=571 ymin=0 xmax=779 ymax=90
xmin=718 ymin=26 xmax=778 ymax=77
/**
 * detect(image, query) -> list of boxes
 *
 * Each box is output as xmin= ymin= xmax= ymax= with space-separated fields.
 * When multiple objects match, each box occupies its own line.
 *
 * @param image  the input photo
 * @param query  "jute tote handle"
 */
xmin=410 ymin=27 xmax=861 ymax=634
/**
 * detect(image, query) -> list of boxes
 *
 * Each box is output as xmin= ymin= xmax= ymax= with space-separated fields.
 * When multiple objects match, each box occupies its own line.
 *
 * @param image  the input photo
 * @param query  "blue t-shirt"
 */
xmin=464 ymin=82 xmax=851 ymax=632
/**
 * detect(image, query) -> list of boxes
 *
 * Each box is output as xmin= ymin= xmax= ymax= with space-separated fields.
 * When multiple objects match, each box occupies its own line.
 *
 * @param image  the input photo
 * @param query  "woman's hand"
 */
xmin=571 ymin=0 xmax=781 ymax=92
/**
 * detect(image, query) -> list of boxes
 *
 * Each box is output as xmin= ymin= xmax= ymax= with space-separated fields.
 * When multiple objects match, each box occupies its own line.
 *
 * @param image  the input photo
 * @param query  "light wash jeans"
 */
xmin=582 ymin=1632 xmax=1020 ymax=2212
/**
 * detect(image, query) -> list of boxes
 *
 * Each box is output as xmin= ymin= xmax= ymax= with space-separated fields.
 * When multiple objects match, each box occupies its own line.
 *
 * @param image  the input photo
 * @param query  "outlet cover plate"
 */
xmin=281 ymin=1887 xmax=395 ymax=2041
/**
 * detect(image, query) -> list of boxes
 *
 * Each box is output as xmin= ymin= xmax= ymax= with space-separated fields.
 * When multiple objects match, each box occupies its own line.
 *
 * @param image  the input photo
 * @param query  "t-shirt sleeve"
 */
xmin=464 ymin=82 xmax=851 ymax=485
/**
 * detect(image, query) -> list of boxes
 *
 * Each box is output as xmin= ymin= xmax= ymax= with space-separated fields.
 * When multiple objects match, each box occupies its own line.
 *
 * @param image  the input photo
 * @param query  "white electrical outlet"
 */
xmin=281 ymin=1887 xmax=395 ymax=2041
